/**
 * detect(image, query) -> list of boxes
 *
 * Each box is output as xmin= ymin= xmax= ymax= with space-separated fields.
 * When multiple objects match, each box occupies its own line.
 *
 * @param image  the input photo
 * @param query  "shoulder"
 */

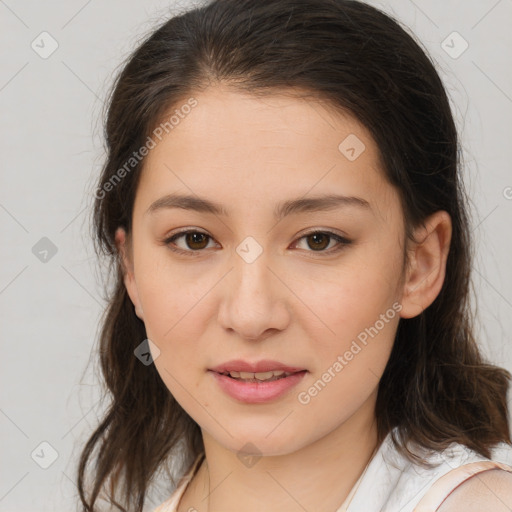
xmin=437 ymin=469 xmax=512 ymax=512
xmin=385 ymin=436 xmax=512 ymax=512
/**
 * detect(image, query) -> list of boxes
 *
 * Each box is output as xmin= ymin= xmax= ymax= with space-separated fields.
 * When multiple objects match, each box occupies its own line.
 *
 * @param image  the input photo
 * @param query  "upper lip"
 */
xmin=209 ymin=359 xmax=307 ymax=373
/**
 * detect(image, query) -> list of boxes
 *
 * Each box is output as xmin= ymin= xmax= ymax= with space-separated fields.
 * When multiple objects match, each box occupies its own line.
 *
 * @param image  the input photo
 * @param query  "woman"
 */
xmin=78 ymin=1 xmax=512 ymax=510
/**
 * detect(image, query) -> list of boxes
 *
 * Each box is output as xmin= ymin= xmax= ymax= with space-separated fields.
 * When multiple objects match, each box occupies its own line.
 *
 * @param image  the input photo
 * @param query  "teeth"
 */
xmin=225 ymin=370 xmax=293 ymax=381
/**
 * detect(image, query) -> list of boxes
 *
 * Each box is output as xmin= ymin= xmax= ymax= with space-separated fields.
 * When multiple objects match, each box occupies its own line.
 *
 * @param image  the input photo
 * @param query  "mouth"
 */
xmin=209 ymin=359 xmax=307 ymax=375
xmin=208 ymin=365 xmax=308 ymax=403
xmin=214 ymin=369 xmax=305 ymax=383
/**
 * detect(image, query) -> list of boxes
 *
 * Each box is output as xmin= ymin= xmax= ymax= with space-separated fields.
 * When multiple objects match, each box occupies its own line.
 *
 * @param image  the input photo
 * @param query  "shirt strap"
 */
xmin=152 ymin=451 xmax=205 ymax=512
xmin=413 ymin=460 xmax=512 ymax=512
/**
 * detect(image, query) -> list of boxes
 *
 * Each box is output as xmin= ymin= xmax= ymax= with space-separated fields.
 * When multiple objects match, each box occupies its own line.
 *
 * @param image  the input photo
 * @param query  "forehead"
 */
xmin=136 ymin=84 xmax=397 ymax=222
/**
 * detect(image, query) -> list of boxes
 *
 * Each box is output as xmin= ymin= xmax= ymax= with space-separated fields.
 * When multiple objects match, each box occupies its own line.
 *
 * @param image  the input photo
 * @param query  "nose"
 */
xmin=216 ymin=246 xmax=291 ymax=341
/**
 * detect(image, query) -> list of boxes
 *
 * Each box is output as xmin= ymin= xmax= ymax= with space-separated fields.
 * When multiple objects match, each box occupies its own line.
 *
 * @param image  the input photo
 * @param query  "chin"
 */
xmin=213 ymin=426 xmax=309 ymax=458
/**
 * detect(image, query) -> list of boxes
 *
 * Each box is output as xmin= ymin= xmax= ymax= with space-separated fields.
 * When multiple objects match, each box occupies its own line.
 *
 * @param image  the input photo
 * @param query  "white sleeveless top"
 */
xmin=152 ymin=427 xmax=512 ymax=512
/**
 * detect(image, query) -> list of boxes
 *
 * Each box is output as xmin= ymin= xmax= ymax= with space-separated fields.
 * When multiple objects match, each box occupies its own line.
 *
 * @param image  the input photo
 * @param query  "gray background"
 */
xmin=1 ymin=0 xmax=511 ymax=510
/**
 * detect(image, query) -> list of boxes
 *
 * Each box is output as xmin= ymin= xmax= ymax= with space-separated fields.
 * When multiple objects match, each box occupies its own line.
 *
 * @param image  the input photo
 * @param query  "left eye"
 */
xmin=293 ymin=231 xmax=351 ymax=253
xmin=163 ymin=230 xmax=351 ymax=255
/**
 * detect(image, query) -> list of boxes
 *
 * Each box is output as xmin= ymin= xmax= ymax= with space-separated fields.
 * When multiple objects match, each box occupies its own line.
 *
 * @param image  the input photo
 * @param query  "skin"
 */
xmin=438 ymin=469 xmax=512 ymax=511
xmin=116 ymin=83 xmax=453 ymax=511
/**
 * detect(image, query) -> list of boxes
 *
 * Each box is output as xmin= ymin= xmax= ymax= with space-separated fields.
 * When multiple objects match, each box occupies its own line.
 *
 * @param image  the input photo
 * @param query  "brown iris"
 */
xmin=306 ymin=232 xmax=330 ymax=251
xmin=186 ymin=232 xmax=209 ymax=250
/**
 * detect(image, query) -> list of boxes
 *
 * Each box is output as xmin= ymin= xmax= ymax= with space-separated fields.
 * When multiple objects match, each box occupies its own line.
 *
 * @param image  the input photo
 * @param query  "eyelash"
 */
xmin=162 ymin=229 xmax=352 ymax=257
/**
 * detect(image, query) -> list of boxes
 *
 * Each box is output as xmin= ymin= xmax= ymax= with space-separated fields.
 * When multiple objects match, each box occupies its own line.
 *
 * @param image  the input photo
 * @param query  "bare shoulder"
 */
xmin=437 ymin=469 xmax=512 ymax=512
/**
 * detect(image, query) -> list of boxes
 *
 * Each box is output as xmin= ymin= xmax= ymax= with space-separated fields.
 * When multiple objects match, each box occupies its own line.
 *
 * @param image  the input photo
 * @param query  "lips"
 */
xmin=209 ymin=365 xmax=308 ymax=403
xmin=209 ymin=359 xmax=306 ymax=374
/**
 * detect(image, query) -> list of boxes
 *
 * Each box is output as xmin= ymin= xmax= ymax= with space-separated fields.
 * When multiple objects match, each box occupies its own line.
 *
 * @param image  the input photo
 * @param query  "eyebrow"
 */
xmin=145 ymin=193 xmax=372 ymax=220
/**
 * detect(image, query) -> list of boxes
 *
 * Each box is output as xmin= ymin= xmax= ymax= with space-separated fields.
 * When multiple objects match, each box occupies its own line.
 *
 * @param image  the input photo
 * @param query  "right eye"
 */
xmin=163 ymin=229 xmax=218 ymax=255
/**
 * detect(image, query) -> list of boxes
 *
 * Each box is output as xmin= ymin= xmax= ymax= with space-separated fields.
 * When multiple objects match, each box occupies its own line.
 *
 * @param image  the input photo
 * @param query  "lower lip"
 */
xmin=209 ymin=370 xmax=308 ymax=403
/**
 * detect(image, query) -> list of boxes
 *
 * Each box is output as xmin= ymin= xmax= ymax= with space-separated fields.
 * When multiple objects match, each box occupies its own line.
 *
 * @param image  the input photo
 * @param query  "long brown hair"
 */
xmin=78 ymin=0 xmax=511 ymax=509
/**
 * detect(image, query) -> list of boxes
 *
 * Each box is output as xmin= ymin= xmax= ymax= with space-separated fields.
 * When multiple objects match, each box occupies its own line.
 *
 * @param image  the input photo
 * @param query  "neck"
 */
xmin=183 ymin=391 xmax=380 ymax=512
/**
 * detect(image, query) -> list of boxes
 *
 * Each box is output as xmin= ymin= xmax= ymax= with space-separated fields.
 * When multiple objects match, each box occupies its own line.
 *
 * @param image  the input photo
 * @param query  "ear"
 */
xmin=115 ymin=227 xmax=144 ymax=321
xmin=399 ymin=210 xmax=452 ymax=319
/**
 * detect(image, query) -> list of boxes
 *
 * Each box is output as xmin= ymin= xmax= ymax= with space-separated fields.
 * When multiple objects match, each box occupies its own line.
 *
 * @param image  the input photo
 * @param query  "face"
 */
xmin=118 ymin=84 xmax=412 ymax=456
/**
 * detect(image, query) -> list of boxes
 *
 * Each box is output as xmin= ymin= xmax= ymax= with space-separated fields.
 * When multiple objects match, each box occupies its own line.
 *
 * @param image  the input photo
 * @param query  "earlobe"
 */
xmin=114 ymin=227 xmax=144 ymax=321
xmin=399 ymin=210 xmax=452 ymax=319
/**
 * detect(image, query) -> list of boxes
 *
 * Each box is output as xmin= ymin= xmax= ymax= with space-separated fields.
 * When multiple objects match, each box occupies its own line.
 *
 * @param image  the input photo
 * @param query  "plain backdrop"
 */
xmin=1 ymin=0 xmax=511 ymax=510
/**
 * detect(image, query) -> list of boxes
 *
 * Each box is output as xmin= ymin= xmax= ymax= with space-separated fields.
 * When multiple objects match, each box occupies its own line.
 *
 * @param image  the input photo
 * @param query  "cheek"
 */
xmin=302 ymin=251 xmax=401 ymax=414
xmin=134 ymin=248 xmax=208 ymax=338
xmin=294 ymin=287 xmax=398 ymax=424
xmin=292 ymin=249 xmax=402 ymax=350
xmin=139 ymin=285 xmax=208 ymax=366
